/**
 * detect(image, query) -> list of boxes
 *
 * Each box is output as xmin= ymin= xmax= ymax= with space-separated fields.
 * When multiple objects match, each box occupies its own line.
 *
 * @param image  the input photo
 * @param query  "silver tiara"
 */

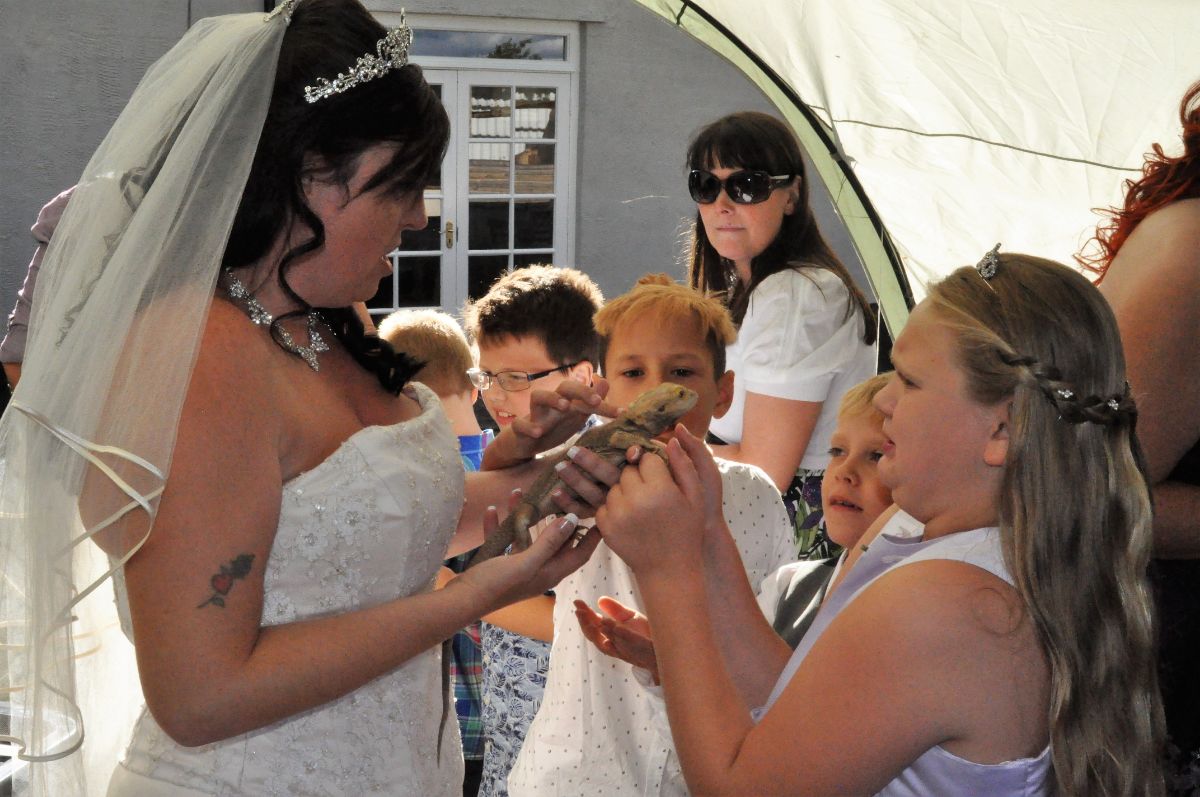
xmin=304 ymin=12 xmax=413 ymax=104
xmin=265 ymin=0 xmax=296 ymax=23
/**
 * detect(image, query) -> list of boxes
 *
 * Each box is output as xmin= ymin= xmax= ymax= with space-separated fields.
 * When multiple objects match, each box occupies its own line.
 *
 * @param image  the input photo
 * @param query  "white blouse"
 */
xmin=709 ymin=266 xmax=877 ymax=471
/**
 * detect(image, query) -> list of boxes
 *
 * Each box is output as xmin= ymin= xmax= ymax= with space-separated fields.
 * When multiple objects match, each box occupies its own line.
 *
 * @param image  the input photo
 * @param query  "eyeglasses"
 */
xmin=688 ymin=169 xmax=794 ymax=205
xmin=467 ymin=361 xmax=583 ymax=392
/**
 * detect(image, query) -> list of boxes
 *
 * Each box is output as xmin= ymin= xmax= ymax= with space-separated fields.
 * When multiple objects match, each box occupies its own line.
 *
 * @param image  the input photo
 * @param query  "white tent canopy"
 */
xmin=634 ymin=0 xmax=1200 ymax=333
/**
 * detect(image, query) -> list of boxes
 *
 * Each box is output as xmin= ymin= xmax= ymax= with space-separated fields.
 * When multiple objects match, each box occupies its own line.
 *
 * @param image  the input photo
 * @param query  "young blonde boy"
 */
xmin=507 ymin=275 xmax=795 ymax=797
xmin=756 ymin=372 xmax=893 ymax=645
xmin=378 ymin=308 xmax=486 ymax=448
xmin=377 ymin=309 xmax=492 ymax=795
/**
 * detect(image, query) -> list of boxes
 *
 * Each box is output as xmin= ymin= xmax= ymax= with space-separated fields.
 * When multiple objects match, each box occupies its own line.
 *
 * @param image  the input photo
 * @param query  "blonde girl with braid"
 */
xmin=594 ymin=250 xmax=1163 ymax=796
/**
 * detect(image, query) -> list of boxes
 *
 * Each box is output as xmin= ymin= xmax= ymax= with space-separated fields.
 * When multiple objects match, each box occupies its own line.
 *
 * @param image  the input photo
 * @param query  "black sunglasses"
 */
xmin=688 ymin=169 xmax=794 ymax=205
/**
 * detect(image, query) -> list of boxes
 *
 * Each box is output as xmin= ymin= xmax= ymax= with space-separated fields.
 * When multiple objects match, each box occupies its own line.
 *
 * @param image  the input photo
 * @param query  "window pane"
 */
xmin=469 ymin=201 xmax=510 ymax=250
xmin=412 ymin=30 xmax=566 ymax=61
xmin=515 ymin=88 xmax=556 ymax=139
xmin=394 ymin=255 xmax=441 ymax=308
xmin=469 ymin=255 xmax=510 ymax=300
xmin=469 ymin=143 xmax=510 ymax=194
xmin=513 ymin=252 xmax=554 ymax=269
xmin=514 ymin=144 xmax=554 ymax=194
xmin=514 ymin=200 xmax=553 ymax=249
xmin=367 ymin=272 xmax=395 ymax=311
xmin=471 ymin=86 xmax=511 ymax=139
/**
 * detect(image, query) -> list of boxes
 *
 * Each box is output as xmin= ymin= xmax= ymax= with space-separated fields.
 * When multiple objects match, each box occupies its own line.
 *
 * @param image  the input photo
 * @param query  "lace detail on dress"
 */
xmin=116 ymin=384 xmax=466 ymax=796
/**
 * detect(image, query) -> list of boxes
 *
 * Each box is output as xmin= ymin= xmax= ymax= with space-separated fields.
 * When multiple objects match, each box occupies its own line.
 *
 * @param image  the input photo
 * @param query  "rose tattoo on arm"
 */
xmin=197 ymin=554 xmax=255 ymax=609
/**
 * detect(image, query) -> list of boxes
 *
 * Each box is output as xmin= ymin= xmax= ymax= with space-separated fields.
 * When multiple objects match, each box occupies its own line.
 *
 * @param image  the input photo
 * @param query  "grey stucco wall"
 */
xmin=1 ymin=0 xmax=872 ymax=343
xmin=0 ymin=0 xmax=261 ymax=330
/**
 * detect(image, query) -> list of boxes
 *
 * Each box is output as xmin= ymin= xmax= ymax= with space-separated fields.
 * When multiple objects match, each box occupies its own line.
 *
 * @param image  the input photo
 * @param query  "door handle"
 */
xmin=443 ymin=221 xmax=455 ymax=249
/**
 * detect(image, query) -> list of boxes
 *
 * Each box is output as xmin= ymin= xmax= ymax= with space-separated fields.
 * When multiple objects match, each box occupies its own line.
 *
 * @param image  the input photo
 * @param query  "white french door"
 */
xmin=369 ymin=68 xmax=574 ymax=318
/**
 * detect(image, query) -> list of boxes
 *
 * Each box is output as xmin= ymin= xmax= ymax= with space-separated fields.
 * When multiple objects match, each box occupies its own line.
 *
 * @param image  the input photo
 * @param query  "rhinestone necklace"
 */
xmin=222 ymin=272 xmax=330 ymax=372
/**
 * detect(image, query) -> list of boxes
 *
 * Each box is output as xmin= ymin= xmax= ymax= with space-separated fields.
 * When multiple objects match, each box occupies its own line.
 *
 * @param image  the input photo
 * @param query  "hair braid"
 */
xmin=996 ymin=351 xmax=1137 ymax=428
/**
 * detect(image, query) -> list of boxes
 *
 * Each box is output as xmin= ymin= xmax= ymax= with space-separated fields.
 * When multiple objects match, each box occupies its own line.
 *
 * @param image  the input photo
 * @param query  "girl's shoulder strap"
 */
xmin=895 ymin=527 xmax=1010 ymax=586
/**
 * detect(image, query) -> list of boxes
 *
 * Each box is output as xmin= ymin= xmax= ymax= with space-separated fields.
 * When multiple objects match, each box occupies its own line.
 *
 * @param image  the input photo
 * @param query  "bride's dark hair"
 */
xmin=222 ymin=0 xmax=450 ymax=392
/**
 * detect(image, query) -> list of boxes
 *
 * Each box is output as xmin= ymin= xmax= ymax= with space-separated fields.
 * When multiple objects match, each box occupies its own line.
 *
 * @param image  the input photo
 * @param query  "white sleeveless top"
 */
xmin=756 ymin=513 xmax=1053 ymax=797
xmin=113 ymin=383 xmax=466 ymax=797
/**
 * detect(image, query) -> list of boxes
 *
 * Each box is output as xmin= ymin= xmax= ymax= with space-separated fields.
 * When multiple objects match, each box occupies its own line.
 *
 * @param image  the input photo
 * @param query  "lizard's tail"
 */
xmin=438 ymin=638 xmax=452 ymax=763
xmin=466 ymin=504 xmax=536 ymax=568
xmin=466 ymin=513 xmax=518 ymax=568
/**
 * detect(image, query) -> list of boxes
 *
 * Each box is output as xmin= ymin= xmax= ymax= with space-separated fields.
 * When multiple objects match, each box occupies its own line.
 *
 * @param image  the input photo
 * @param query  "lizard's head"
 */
xmin=625 ymin=383 xmax=699 ymax=436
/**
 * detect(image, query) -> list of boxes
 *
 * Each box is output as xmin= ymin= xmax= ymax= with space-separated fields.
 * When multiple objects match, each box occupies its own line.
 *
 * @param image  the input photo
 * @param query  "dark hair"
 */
xmin=1080 ymin=80 xmax=1200 ymax=278
xmin=685 ymin=111 xmax=875 ymax=344
xmin=222 ymin=0 xmax=450 ymax=392
xmin=461 ymin=264 xmax=604 ymax=366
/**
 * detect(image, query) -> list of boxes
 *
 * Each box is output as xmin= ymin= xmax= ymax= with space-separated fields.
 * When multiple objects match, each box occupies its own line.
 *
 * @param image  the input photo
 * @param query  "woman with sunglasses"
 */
xmin=687 ymin=111 xmax=877 ymax=556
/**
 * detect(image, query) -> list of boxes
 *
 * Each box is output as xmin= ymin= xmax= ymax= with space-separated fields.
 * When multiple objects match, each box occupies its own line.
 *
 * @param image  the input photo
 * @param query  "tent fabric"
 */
xmin=634 ymin=0 xmax=1200 ymax=329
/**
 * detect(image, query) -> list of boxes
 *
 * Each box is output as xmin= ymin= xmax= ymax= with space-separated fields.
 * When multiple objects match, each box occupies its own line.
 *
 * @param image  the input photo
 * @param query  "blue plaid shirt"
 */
xmin=448 ymin=430 xmax=493 ymax=759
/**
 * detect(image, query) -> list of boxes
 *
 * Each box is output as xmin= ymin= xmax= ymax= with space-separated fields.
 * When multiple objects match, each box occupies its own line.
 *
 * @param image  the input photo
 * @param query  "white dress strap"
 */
xmin=757 ymin=517 xmax=1005 ymax=715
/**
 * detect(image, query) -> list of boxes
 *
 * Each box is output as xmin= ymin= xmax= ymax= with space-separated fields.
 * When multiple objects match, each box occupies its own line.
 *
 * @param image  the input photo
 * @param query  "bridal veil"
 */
xmin=1 ymin=7 xmax=289 ymax=794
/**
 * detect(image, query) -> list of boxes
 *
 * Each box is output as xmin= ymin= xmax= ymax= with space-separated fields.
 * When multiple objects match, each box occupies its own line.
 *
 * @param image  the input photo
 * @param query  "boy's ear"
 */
xmin=711 ymin=370 xmax=735 ymax=420
xmin=470 ymin=386 xmax=479 ymax=404
xmin=982 ymin=400 xmax=1010 ymax=468
xmin=569 ymin=360 xmax=595 ymax=387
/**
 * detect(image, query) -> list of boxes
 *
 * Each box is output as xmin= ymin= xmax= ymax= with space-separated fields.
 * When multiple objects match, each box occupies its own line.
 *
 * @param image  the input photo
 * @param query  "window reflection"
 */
xmin=471 ymin=86 xmax=511 ymax=139
xmin=513 ymin=253 xmax=553 ymax=270
xmin=515 ymin=88 xmax=556 ymax=139
xmin=469 ymin=143 xmax=510 ymax=194
xmin=515 ymin=144 xmax=554 ymax=194
xmin=412 ymin=31 xmax=567 ymax=61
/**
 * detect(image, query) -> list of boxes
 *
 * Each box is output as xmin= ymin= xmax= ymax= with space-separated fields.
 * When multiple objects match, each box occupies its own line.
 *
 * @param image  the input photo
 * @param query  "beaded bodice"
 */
xmin=116 ymin=383 xmax=465 ymax=796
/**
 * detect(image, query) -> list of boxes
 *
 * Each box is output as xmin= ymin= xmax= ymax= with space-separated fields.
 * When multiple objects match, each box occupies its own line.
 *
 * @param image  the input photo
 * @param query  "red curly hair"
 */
xmin=1081 ymin=80 xmax=1200 ymax=281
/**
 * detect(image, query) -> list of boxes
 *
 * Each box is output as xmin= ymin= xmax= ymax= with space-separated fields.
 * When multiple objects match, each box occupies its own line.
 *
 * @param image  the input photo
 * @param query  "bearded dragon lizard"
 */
xmin=468 ymin=381 xmax=698 ymax=567
xmin=438 ymin=383 xmax=697 ymax=760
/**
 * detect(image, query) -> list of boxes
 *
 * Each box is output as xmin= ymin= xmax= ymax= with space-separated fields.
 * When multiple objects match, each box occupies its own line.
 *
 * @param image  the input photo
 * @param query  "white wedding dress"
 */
xmin=108 ymin=383 xmax=465 ymax=796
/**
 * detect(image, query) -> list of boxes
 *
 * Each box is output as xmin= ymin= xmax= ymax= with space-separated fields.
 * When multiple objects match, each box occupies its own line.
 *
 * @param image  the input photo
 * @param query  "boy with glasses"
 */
xmin=460 ymin=264 xmax=604 ymax=797
xmin=462 ymin=265 xmax=602 ymax=432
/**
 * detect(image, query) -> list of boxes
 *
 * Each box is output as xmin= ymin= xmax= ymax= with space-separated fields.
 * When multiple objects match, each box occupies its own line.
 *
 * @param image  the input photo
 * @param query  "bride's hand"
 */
xmin=450 ymin=504 xmax=600 ymax=614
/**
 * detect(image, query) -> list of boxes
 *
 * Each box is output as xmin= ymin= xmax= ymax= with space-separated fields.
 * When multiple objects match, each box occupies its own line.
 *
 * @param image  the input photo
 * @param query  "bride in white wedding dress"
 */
xmin=0 ymin=2 xmax=614 ymax=795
